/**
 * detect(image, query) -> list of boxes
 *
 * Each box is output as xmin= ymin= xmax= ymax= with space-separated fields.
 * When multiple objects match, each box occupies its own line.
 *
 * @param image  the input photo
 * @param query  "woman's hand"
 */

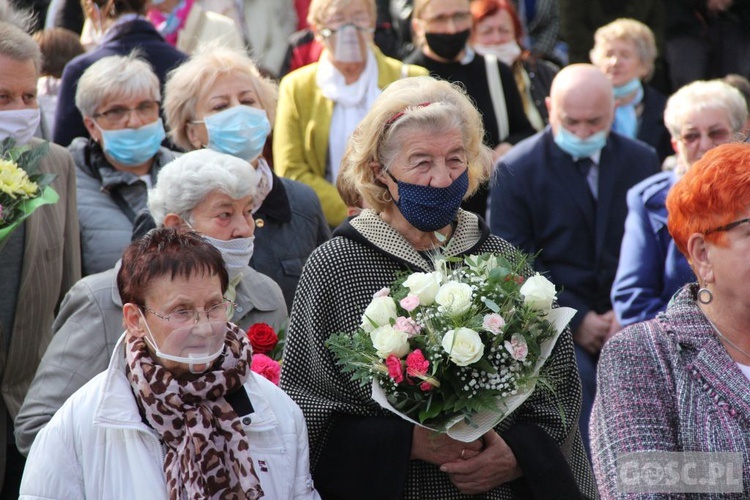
xmin=410 ymin=426 xmax=482 ymax=465
xmin=439 ymin=430 xmax=522 ymax=495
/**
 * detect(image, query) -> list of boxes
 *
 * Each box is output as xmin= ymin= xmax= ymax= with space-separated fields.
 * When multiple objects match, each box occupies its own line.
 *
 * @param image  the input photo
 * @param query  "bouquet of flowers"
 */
xmin=0 ymin=138 xmax=55 ymax=249
xmin=247 ymin=322 xmax=286 ymax=385
xmin=326 ymin=251 xmax=576 ymax=442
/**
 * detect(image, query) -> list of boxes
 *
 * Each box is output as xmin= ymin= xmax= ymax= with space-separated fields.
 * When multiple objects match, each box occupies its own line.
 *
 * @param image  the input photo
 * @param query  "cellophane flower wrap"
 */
xmin=0 ymin=137 xmax=56 ymax=249
xmin=326 ymin=251 xmax=576 ymax=442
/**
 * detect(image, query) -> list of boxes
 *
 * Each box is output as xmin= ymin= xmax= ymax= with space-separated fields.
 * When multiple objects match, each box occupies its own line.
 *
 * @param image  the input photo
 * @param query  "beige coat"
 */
xmin=2 ymin=140 xmax=80 ymax=485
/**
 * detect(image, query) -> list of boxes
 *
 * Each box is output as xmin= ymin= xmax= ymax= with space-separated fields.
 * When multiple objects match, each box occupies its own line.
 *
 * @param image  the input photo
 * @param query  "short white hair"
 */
xmin=664 ymin=80 xmax=748 ymax=138
xmin=75 ymin=52 xmax=160 ymax=118
xmin=148 ymin=149 xmax=259 ymax=224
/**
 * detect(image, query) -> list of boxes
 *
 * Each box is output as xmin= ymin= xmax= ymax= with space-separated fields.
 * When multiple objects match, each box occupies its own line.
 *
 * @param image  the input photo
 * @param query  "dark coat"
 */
xmin=637 ymin=84 xmax=672 ymax=163
xmin=490 ymin=127 xmax=660 ymax=332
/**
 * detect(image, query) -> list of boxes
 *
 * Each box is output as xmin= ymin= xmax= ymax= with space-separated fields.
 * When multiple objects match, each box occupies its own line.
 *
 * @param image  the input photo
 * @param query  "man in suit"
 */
xmin=0 ymin=21 xmax=81 ymax=497
xmin=489 ymin=64 xmax=660 ymax=455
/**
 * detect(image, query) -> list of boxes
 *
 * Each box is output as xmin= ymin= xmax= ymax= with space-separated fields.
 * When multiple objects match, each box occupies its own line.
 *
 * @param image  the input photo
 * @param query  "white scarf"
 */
xmin=317 ymin=48 xmax=381 ymax=182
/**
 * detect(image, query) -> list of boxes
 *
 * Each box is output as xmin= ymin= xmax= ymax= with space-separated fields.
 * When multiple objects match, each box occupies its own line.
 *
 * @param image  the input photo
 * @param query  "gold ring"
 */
xmin=460 ymin=449 xmax=465 ymax=459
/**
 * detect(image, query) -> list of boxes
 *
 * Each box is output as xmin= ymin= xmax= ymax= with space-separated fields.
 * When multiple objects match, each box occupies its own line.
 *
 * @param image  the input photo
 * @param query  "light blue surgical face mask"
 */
xmin=612 ymin=78 xmax=642 ymax=100
xmin=97 ymin=118 xmax=165 ymax=167
xmin=200 ymin=105 xmax=271 ymax=162
xmin=553 ymin=125 xmax=607 ymax=158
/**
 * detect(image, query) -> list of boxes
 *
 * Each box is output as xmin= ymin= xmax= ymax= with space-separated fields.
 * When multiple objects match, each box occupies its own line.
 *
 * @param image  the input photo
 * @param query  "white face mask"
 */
xmin=473 ymin=41 xmax=522 ymax=67
xmin=201 ymin=234 xmax=255 ymax=281
xmin=0 ymin=108 xmax=41 ymax=146
xmin=139 ymin=310 xmax=227 ymax=374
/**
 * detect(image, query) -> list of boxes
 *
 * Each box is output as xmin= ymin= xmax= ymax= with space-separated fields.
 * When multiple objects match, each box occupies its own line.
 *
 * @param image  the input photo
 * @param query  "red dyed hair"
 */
xmin=667 ymin=143 xmax=750 ymax=257
xmin=117 ymin=227 xmax=229 ymax=307
xmin=470 ymin=0 xmax=524 ymax=45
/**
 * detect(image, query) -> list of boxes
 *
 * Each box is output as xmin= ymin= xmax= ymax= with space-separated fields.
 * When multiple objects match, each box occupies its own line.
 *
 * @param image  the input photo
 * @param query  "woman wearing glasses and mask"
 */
xmin=611 ymin=80 xmax=747 ymax=327
xmin=15 ymin=149 xmax=289 ymax=465
xmin=20 ymin=227 xmax=318 ymax=499
xmin=273 ymin=0 xmax=428 ymax=228
xmin=72 ymin=53 xmax=179 ymax=276
xmin=592 ymin=143 xmax=750 ymax=495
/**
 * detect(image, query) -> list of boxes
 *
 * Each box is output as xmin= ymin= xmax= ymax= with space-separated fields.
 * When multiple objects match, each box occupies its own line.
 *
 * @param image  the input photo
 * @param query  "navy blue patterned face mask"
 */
xmin=388 ymin=169 xmax=469 ymax=232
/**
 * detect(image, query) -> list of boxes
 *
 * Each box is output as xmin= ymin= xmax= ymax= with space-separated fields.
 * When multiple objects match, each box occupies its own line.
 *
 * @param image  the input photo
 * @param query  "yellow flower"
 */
xmin=0 ymin=158 xmax=38 ymax=199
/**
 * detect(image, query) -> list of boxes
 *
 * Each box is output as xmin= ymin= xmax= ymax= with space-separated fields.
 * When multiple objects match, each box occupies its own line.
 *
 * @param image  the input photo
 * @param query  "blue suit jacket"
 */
xmin=53 ymin=19 xmax=187 ymax=147
xmin=490 ymin=127 xmax=660 ymax=331
xmin=611 ymin=171 xmax=696 ymax=326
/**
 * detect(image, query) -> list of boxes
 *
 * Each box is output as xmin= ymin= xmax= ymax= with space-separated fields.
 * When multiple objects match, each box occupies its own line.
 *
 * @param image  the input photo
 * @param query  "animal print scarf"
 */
xmin=126 ymin=323 xmax=263 ymax=499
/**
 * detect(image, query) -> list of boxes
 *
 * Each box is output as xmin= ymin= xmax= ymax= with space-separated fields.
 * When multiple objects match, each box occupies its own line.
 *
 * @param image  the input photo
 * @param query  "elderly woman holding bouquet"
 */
xmin=280 ymin=76 xmax=596 ymax=499
xmin=591 ymin=143 xmax=750 ymax=496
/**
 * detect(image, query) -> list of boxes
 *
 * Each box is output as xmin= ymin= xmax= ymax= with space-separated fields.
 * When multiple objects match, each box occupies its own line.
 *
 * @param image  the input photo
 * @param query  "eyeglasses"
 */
xmin=705 ymin=217 xmax=750 ymax=235
xmin=421 ymin=11 xmax=472 ymax=29
xmin=142 ymin=300 xmax=234 ymax=326
xmin=93 ymin=100 xmax=160 ymax=127
xmin=678 ymin=128 xmax=732 ymax=146
xmin=321 ymin=12 xmax=372 ymax=32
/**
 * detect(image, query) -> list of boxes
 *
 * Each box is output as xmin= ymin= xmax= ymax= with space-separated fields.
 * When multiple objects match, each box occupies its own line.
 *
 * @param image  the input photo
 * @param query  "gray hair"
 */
xmin=148 ymin=149 xmax=259 ymax=224
xmin=0 ymin=0 xmax=34 ymax=31
xmin=75 ymin=52 xmax=160 ymax=118
xmin=664 ymin=80 xmax=748 ymax=138
xmin=0 ymin=21 xmax=41 ymax=73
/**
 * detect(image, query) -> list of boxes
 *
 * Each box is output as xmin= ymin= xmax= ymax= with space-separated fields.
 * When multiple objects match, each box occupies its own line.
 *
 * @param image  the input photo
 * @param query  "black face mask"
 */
xmin=424 ymin=29 xmax=471 ymax=61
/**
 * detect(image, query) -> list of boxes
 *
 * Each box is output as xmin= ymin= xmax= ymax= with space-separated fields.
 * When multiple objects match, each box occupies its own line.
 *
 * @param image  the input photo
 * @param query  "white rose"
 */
xmin=403 ymin=271 xmax=442 ymax=306
xmin=520 ymin=273 xmax=557 ymax=312
xmin=360 ymin=296 xmax=398 ymax=333
xmin=435 ymin=281 xmax=473 ymax=316
xmin=370 ymin=325 xmax=410 ymax=358
xmin=441 ymin=327 xmax=484 ymax=366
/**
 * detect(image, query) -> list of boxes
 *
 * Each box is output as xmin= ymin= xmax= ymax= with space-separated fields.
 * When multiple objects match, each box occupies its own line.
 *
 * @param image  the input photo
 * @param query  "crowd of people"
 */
xmin=2 ymin=0 xmax=750 ymax=498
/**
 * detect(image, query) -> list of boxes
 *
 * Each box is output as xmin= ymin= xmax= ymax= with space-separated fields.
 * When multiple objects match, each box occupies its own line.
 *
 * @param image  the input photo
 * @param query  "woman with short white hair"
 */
xmin=73 ymin=52 xmax=179 ymax=276
xmin=612 ymin=79 xmax=748 ymax=327
xmin=162 ymin=45 xmax=330 ymax=310
xmin=590 ymin=18 xmax=672 ymax=162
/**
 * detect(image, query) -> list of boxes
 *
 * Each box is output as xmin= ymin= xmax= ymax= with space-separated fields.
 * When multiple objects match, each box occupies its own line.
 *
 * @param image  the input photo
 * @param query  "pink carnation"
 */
xmin=406 ymin=349 xmax=430 ymax=377
xmin=386 ymin=355 xmax=404 ymax=383
xmin=419 ymin=381 xmax=434 ymax=391
xmin=373 ymin=287 xmax=391 ymax=298
xmin=482 ymin=313 xmax=506 ymax=334
xmin=504 ymin=333 xmax=529 ymax=362
xmin=251 ymin=354 xmax=281 ymax=385
xmin=395 ymin=316 xmax=421 ymax=337
xmin=399 ymin=294 xmax=420 ymax=312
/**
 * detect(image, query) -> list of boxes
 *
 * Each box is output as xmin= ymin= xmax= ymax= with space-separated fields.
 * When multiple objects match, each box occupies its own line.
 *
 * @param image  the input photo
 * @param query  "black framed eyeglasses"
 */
xmin=705 ymin=217 xmax=750 ymax=235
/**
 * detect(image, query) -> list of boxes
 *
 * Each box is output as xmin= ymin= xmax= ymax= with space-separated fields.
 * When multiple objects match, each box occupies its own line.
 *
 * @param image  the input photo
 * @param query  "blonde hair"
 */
xmin=590 ymin=18 xmax=657 ymax=81
xmin=341 ymin=76 xmax=493 ymax=214
xmin=307 ymin=0 xmax=376 ymax=29
xmin=163 ymin=44 xmax=278 ymax=151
